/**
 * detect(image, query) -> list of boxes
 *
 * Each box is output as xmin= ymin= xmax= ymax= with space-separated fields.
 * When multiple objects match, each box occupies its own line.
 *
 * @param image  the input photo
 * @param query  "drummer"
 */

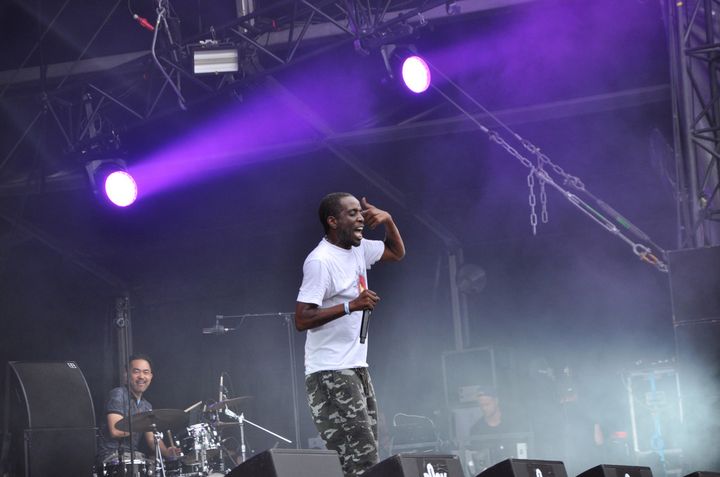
xmin=96 ymin=353 xmax=182 ymax=465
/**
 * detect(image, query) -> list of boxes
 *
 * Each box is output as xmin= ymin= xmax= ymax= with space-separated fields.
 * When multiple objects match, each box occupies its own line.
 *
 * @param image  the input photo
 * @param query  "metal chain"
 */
xmin=488 ymin=131 xmax=541 ymax=233
xmin=431 ymin=63 xmax=669 ymax=272
xmin=527 ymin=171 xmax=538 ymax=234
xmin=520 ymin=138 xmax=586 ymax=191
xmin=538 ymin=164 xmax=549 ymax=224
xmin=487 ymin=130 xmax=668 ymax=273
xmin=488 ymin=131 xmax=535 ymax=169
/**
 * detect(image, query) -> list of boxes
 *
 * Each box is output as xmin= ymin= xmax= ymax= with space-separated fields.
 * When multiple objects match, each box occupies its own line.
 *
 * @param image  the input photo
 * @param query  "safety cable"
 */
xmin=425 ymin=57 xmax=669 ymax=273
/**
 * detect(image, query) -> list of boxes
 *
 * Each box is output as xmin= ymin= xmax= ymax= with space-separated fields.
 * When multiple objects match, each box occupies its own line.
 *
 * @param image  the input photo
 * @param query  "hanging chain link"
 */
xmin=520 ymin=138 xmax=586 ymax=191
xmin=538 ymin=163 xmax=549 ymax=224
xmin=485 ymin=130 xmax=668 ymax=272
xmin=527 ymin=171 xmax=538 ymax=234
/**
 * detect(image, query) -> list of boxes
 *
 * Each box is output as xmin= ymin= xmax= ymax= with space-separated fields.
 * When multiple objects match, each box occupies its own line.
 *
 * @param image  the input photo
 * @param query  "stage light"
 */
xmin=104 ymin=170 xmax=137 ymax=207
xmin=85 ymin=159 xmax=138 ymax=207
xmin=193 ymin=42 xmax=239 ymax=74
xmin=401 ymin=55 xmax=431 ymax=94
xmin=381 ymin=45 xmax=432 ymax=94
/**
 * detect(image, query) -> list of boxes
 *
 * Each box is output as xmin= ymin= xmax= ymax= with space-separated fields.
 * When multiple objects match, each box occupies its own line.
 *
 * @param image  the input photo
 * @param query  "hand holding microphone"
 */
xmin=351 ymin=289 xmax=379 ymax=311
xmin=353 ymin=275 xmax=379 ymax=344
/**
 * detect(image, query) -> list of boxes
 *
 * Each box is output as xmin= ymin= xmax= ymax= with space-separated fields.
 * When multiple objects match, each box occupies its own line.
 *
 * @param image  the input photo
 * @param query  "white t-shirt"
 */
xmin=297 ymin=237 xmax=385 ymax=375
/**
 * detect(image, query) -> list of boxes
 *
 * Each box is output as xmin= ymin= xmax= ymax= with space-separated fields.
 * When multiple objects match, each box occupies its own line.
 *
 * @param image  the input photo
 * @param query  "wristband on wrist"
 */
xmin=343 ymin=302 xmax=350 ymax=315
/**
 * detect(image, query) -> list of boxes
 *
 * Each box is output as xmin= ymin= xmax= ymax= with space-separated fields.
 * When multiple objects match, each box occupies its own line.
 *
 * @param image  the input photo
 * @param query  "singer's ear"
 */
xmin=327 ymin=216 xmax=338 ymax=230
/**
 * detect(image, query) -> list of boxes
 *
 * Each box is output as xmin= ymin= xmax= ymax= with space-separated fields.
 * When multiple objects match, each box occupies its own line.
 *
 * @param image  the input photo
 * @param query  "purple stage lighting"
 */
xmin=104 ymin=170 xmax=138 ymax=207
xmin=401 ymin=55 xmax=431 ymax=94
xmin=85 ymin=159 xmax=138 ymax=207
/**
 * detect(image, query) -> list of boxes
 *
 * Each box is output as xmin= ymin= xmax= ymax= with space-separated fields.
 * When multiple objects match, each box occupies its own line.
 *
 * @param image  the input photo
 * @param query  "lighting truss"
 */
xmin=0 ymin=0 xmax=454 ymax=187
xmin=666 ymin=0 xmax=720 ymax=247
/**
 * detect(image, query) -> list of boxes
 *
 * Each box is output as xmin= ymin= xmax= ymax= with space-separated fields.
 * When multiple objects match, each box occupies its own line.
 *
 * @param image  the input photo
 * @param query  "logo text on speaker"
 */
xmin=423 ymin=463 xmax=447 ymax=477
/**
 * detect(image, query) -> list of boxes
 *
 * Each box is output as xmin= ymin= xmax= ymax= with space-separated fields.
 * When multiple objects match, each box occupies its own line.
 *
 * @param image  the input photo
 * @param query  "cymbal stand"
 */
xmin=216 ymin=423 xmax=225 ymax=473
xmin=223 ymin=407 xmax=292 ymax=463
xmin=151 ymin=424 xmax=167 ymax=477
xmin=211 ymin=312 xmax=301 ymax=447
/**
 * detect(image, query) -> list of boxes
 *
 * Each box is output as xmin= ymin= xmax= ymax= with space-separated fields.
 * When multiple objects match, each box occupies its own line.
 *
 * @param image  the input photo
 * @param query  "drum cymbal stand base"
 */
xmin=223 ymin=408 xmax=292 ymax=463
xmin=151 ymin=425 xmax=166 ymax=477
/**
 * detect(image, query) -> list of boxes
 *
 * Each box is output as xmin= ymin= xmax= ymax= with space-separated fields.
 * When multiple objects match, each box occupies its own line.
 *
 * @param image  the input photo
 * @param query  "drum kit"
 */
xmin=102 ymin=394 xmax=276 ymax=477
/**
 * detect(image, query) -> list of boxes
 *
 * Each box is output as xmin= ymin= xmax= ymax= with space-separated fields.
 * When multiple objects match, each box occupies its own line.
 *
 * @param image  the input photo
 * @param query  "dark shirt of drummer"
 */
xmin=96 ymin=386 xmax=153 ymax=463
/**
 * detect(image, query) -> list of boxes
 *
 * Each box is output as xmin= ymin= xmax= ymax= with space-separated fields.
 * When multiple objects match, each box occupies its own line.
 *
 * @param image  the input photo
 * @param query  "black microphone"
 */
xmin=359 ymin=309 xmax=371 ymax=344
xmin=358 ymin=275 xmax=371 ymax=344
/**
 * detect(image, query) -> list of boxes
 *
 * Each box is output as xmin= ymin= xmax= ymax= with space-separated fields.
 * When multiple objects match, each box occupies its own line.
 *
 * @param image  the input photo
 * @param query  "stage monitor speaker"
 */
xmin=478 ymin=458 xmax=568 ymax=477
xmin=667 ymin=246 xmax=720 ymax=324
xmin=227 ymin=449 xmax=343 ymax=477
xmin=364 ymin=453 xmax=464 ymax=477
xmin=23 ymin=427 xmax=97 ymax=477
xmin=667 ymin=247 xmax=720 ymax=472
xmin=578 ymin=465 xmax=653 ymax=477
xmin=8 ymin=361 xmax=95 ymax=428
xmin=683 ymin=472 xmax=720 ymax=477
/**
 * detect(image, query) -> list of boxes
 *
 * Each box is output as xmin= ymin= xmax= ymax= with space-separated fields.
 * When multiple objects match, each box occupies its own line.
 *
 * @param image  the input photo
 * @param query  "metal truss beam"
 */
xmin=0 ymin=83 xmax=670 ymax=197
xmin=666 ymin=0 xmax=720 ymax=247
xmin=0 ymin=0 xmax=538 ymax=190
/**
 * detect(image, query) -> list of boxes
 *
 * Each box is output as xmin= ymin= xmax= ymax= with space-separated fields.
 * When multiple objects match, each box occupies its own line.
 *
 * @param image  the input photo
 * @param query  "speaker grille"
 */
xmin=364 ymin=453 xmax=464 ymax=477
xmin=227 ymin=448 xmax=343 ymax=477
xmin=479 ymin=458 xmax=568 ymax=477
xmin=9 ymin=361 xmax=95 ymax=429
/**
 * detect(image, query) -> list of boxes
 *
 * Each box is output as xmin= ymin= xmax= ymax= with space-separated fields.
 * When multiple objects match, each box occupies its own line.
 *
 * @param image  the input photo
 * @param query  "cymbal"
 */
xmin=206 ymin=396 xmax=252 ymax=411
xmin=116 ymin=409 xmax=188 ymax=433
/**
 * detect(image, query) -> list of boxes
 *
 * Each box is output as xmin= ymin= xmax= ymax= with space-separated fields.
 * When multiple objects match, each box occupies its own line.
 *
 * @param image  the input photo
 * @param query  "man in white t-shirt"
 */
xmin=295 ymin=192 xmax=405 ymax=477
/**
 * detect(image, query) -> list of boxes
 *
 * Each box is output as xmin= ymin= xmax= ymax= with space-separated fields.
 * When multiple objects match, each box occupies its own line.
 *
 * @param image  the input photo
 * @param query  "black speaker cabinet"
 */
xmin=23 ymin=427 xmax=97 ymax=477
xmin=478 ymin=458 xmax=568 ymax=477
xmin=364 ymin=453 xmax=464 ymax=477
xmin=578 ymin=465 xmax=653 ymax=477
xmin=4 ymin=361 xmax=96 ymax=477
xmin=8 ymin=361 xmax=95 ymax=428
xmin=227 ymin=449 xmax=344 ymax=477
xmin=667 ymin=246 xmax=720 ymax=325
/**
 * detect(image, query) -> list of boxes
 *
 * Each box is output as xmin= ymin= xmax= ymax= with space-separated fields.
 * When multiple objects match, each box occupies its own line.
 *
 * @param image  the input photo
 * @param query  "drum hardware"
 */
xmin=116 ymin=409 xmax=189 ymax=477
xmin=221 ymin=404 xmax=291 ymax=463
xmin=212 ymin=370 xmax=292 ymax=465
xmin=116 ymin=409 xmax=189 ymax=434
xmin=205 ymin=312 xmax=302 ymax=448
xmin=101 ymin=458 xmax=151 ymax=477
xmin=206 ymin=396 xmax=251 ymax=411
xmin=109 ymin=371 xmax=292 ymax=477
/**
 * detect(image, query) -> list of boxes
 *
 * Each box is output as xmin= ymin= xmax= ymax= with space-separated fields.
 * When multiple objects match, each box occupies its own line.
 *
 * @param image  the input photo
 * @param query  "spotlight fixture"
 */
xmin=193 ymin=41 xmax=239 ymax=74
xmin=381 ymin=45 xmax=432 ymax=94
xmin=85 ymin=159 xmax=138 ymax=207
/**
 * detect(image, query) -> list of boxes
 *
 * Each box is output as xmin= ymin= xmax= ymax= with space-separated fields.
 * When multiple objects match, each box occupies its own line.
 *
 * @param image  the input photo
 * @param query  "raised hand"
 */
xmin=360 ymin=197 xmax=392 ymax=230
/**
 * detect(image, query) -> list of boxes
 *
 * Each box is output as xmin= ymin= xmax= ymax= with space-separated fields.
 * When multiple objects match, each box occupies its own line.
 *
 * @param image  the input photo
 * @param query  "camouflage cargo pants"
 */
xmin=305 ymin=368 xmax=378 ymax=477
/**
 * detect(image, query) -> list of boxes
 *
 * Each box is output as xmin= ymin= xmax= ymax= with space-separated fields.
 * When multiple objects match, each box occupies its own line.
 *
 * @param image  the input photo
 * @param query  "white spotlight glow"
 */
xmin=401 ymin=56 xmax=432 ymax=94
xmin=104 ymin=171 xmax=138 ymax=207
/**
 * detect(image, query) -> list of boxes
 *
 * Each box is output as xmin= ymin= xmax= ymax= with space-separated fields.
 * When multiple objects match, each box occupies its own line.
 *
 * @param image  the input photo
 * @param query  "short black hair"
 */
xmin=128 ymin=353 xmax=153 ymax=371
xmin=318 ymin=192 xmax=352 ymax=233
